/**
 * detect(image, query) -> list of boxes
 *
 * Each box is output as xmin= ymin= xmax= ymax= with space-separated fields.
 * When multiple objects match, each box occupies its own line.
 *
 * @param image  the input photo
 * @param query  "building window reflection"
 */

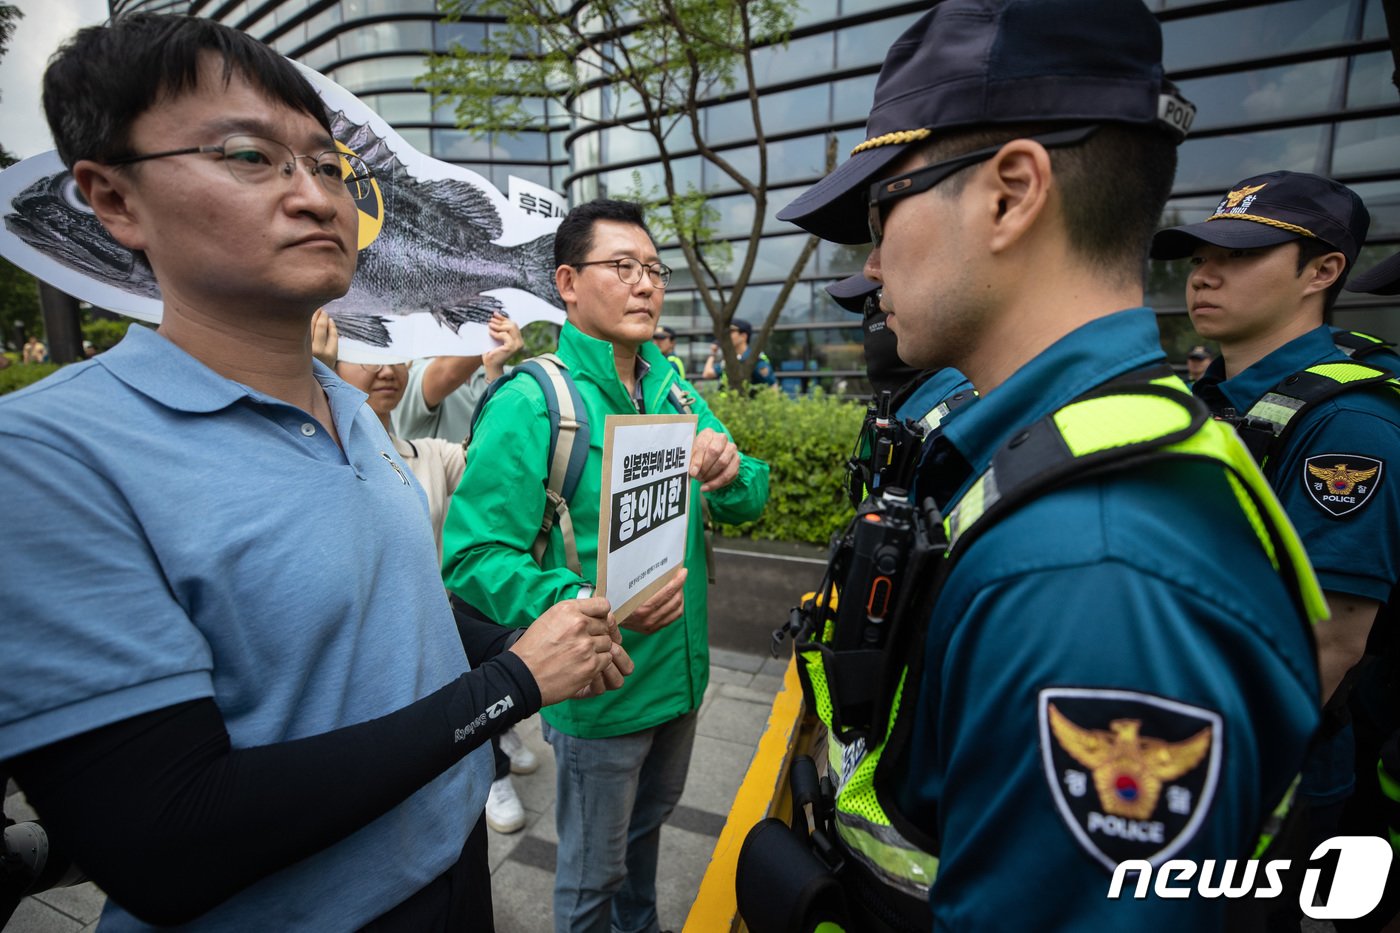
xmin=1161 ymin=0 xmax=1352 ymax=72
xmin=118 ymin=0 xmax=1400 ymax=394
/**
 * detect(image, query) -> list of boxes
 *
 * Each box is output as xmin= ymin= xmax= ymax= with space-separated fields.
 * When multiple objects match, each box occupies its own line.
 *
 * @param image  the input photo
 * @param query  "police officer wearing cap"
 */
xmin=1155 ymin=175 xmax=1400 ymax=927
xmin=1153 ymin=172 xmax=1399 ymax=705
xmin=828 ymin=273 xmax=974 ymax=431
xmin=702 ymin=318 xmax=775 ymax=387
xmin=652 ymin=324 xmax=687 ymax=379
xmin=1185 ymin=346 xmax=1213 ymax=385
xmin=772 ymin=2 xmax=1321 ymax=928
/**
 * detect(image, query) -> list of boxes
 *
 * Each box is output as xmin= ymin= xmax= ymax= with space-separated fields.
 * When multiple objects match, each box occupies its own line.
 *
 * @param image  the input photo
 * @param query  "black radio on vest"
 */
xmin=834 ymin=491 xmax=918 ymax=652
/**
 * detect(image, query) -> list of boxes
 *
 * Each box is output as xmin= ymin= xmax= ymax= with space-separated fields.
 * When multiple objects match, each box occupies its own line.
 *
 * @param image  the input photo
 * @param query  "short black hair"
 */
xmin=553 ymin=198 xmax=653 ymax=269
xmin=1294 ymin=237 xmax=1349 ymax=314
xmin=43 ymin=13 xmax=331 ymax=169
xmin=918 ymin=123 xmax=1178 ymax=287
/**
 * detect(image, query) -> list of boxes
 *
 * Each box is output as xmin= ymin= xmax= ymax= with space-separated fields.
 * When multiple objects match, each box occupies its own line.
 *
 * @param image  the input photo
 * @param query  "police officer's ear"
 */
xmin=977 ymin=139 xmax=1056 ymax=257
xmin=1299 ymin=250 xmax=1348 ymax=299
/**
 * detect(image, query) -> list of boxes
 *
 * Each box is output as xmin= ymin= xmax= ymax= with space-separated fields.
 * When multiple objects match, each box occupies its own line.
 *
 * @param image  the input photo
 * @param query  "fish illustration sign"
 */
xmin=0 ymin=62 xmax=565 ymax=363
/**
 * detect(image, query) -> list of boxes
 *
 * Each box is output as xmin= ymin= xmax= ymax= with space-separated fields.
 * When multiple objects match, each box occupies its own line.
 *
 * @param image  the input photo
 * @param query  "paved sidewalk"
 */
xmin=3 ymin=648 xmax=787 ymax=932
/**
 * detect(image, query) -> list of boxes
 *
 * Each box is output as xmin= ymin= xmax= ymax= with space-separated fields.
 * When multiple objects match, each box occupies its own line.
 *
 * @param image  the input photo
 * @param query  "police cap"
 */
xmin=777 ymin=0 xmax=1195 ymax=244
xmin=1151 ymin=171 xmax=1370 ymax=268
xmin=1346 ymin=251 xmax=1400 ymax=296
xmin=826 ymin=274 xmax=881 ymax=314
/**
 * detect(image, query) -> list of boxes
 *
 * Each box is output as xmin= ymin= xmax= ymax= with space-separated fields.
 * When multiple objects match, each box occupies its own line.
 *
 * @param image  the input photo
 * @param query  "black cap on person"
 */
xmin=826 ymin=274 xmax=881 ymax=314
xmin=1151 ymin=172 xmax=1370 ymax=269
xmin=776 ymin=0 xmax=1195 ymax=244
xmin=1347 ymin=251 xmax=1400 ymax=296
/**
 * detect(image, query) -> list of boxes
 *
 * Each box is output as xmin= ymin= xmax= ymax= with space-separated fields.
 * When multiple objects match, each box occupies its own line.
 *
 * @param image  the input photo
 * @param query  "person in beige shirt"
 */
xmin=313 ymin=310 xmax=466 ymax=558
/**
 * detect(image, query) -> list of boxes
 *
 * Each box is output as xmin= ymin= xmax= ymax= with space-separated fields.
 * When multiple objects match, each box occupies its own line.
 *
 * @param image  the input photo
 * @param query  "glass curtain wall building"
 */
xmin=112 ymin=0 xmax=1400 ymax=390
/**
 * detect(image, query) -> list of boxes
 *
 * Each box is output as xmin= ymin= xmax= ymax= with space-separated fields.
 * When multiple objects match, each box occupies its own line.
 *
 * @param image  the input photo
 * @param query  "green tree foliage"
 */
xmin=82 ymin=317 xmax=136 ymax=352
xmin=0 ymin=3 xmax=36 ymax=348
xmin=704 ymin=386 xmax=863 ymax=544
xmin=0 ymin=361 xmax=59 ymax=395
xmin=0 ymin=258 xmax=41 ymax=352
xmin=420 ymin=0 xmax=834 ymax=387
xmin=518 ymin=319 xmax=560 ymax=359
xmin=0 ymin=2 xmax=22 ymax=167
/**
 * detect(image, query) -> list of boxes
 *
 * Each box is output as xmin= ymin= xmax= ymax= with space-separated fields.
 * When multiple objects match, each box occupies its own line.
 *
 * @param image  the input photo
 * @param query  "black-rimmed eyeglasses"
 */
xmin=573 ymin=257 xmax=672 ymax=289
xmin=106 ymin=134 xmax=374 ymax=200
xmin=866 ymin=125 xmax=1100 ymax=247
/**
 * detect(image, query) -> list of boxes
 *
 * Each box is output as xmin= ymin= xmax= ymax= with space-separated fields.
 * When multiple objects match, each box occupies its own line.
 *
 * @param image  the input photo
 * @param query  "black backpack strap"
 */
xmin=1334 ymin=329 xmax=1397 ymax=361
xmin=1237 ymin=361 xmax=1399 ymax=474
xmin=469 ymin=354 xmax=590 ymax=576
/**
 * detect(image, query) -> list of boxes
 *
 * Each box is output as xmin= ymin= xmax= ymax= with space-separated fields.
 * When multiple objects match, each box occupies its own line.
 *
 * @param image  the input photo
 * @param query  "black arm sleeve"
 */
xmin=450 ymin=595 xmax=524 ymax=664
xmin=5 ymin=651 xmax=540 ymax=927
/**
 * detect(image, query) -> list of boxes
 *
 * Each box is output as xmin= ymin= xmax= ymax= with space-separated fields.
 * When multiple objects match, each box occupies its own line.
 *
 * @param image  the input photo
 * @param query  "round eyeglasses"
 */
xmin=573 ymin=257 xmax=672 ymax=289
xmin=106 ymin=134 xmax=374 ymax=200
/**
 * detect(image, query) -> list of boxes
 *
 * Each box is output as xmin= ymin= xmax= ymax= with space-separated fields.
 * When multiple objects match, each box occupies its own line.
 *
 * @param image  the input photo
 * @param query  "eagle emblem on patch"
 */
xmin=1304 ymin=454 xmax=1382 ymax=517
xmin=1039 ymin=688 xmax=1221 ymax=871
xmin=1217 ymin=182 xmax=1267 ymax=214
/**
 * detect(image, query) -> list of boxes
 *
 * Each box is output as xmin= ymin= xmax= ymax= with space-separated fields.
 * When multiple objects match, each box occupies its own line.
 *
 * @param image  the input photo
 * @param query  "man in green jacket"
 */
xmin=442 ymin=198 xmax=769 ymax=933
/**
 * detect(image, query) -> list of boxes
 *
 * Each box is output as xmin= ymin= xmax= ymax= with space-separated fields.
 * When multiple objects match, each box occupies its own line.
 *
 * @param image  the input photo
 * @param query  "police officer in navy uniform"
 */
xmin=827 ymin=273 xmax=973 ymax=425
xmin=1155 ymin=174 xmax=1400 ymax=930
xmin=702 ymin=318 xmax=776 ymax=388
xmin=774 ymin=2 xmax=1321 ymax=928
xmin=1153 ymin=173 xmax=1398 ymax=706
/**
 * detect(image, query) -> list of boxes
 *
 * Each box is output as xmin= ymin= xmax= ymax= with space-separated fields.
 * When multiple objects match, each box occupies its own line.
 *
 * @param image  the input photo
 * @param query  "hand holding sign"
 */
xmin=311 ymin=309 xmax=340 ymax=369
xmin=690 ymin=428 xmax=739 ymax=492
xmin=509 ymin=596 xmax=631 ymax=706
xmin=597 ymin=414 xmax=698 ymax=618
xmin=622 ymin=567 xmax=688 ymax=635
xmin=481 ymin=313 xmax=524 ymax=381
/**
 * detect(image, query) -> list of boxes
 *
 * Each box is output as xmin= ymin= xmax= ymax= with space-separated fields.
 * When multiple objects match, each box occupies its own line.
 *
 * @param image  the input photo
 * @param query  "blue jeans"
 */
xmin=543 ymin=710 xmax=698 ymax=933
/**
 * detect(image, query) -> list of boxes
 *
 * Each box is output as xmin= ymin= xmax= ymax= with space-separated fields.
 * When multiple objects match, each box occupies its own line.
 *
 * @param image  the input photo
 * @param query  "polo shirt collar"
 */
xmin=99 ymin=325 xmax=250 ymax=413
xmin=1194 ymin=325 xmax=1340 ymax=414
xmin=940 ymin=307 xmax=1167 ymax=481
xmin=99 ymin=323 xmax=367 ymax=430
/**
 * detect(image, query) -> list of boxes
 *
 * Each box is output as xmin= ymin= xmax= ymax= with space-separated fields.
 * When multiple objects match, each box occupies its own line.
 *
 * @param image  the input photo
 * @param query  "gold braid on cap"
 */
xmin=850 ymin=128 xmax=932 ymax=156
xmin=1205 ymin=213 xmax=1317 ymax=239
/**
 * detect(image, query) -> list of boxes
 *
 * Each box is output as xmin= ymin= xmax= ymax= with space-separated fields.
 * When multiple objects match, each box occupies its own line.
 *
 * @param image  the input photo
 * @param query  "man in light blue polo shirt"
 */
xmin=0 ymin=14 xmax=627 ymax=932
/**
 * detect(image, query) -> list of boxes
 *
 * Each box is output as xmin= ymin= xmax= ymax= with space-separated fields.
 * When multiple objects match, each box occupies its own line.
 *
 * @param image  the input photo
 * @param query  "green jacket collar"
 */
xmin=559 ymin=321 xmax=678 ymax=413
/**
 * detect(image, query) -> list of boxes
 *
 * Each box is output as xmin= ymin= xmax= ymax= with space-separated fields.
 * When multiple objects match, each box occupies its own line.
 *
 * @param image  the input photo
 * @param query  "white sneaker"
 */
xmin=499 ymin=727 xmax=539 ymax=774
xmin=486 ymin=777 xmax=525 ymax=834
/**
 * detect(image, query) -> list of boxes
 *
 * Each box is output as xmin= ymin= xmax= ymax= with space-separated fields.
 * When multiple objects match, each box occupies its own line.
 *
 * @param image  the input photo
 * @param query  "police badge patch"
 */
xmin=1304 ymin=454 xmax=1383 ymax=517
xmin=1038 ymin=688 xmax=1221 ymax=871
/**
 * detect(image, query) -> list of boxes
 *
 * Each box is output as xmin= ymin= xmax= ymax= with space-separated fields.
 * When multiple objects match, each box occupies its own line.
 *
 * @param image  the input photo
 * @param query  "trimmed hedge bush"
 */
xmin=704 ymin=387 xmax=864 ymax=545
xmin=83 ymin=318 xmax=136 ymax=351
xmin=0 ymin=362 xmax=61 ymax=395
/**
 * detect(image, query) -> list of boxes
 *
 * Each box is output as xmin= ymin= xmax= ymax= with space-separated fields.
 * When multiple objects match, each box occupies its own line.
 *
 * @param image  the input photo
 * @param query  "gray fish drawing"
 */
xmin=4 ymin=170 xmax=161 ymax=300
xmin=322 ymin=110 xmax=560 ymax=347
xmin=1 ymin=111 xmax=561 ymax=347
